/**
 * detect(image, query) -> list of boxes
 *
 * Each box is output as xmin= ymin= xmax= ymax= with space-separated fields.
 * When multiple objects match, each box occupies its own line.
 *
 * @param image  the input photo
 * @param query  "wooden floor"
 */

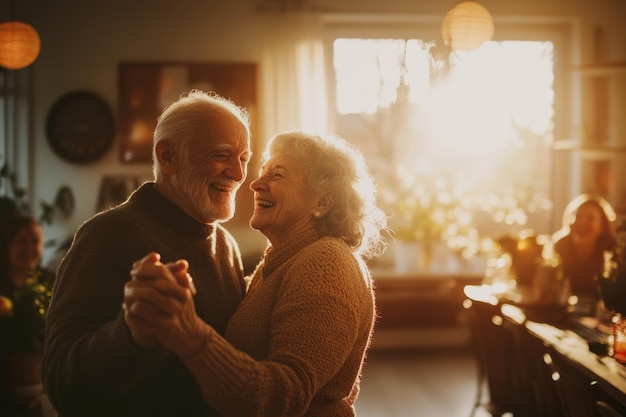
xmin=355 ymin=346 xmax=494 ymax=417
xmin=37 ymin=348 xmax=489 ymax=417
xmin=40 ymin=345 xmax=490 ymax=417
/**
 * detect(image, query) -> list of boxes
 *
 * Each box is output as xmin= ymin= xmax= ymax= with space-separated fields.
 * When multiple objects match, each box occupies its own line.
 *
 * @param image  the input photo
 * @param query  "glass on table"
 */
xmin=612 ymin=313 xmax=626 ymax=363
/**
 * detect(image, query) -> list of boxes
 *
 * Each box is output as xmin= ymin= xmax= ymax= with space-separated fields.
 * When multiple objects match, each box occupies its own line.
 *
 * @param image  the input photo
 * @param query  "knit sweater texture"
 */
xmin=184 ymin=229 xmax=376 ymax=417
xmin=42 ymin=182 xmax=246 ymax=417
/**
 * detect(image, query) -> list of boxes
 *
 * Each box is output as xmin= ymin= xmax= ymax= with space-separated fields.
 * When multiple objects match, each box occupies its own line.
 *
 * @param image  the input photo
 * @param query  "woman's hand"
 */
xmin=123 ymin=252 xmax=209 ymax=357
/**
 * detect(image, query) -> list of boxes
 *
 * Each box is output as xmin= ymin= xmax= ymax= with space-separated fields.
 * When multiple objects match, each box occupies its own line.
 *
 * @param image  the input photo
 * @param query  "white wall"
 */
xmin=1 ymin=0 xmax=625 ymax=263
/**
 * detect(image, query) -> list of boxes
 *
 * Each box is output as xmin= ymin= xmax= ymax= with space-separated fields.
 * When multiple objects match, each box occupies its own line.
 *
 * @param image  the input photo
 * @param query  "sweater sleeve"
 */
xmin=42 ymin=214 xmax=169 ymax=415
xmin=183 ymin=239 xmax=374 ymax=417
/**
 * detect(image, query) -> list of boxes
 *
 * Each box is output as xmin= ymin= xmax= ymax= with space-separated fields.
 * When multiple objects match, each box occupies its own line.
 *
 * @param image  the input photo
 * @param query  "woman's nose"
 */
xmin=250 ymin=176 xmax=266 ymax=191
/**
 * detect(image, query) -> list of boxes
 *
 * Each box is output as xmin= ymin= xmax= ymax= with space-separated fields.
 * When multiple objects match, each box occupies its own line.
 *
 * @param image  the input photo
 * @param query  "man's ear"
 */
xmin=155 ymin=141 xmax=176 ymax=175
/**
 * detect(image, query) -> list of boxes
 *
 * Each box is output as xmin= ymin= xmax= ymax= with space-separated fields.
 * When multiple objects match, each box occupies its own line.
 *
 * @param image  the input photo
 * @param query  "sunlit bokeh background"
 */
xmin=333 ymin=38 xmax=555 ymax=263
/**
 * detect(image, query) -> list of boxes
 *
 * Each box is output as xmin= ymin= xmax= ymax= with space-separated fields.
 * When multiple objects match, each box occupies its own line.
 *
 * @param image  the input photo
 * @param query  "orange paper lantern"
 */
xmin=0 ymin=21 xmax=41 ymax=70
xmin=442 ymin=1 xmax=494 ymax=51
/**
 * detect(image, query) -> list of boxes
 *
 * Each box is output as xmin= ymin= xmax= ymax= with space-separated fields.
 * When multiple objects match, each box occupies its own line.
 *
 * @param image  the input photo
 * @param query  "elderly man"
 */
xmin=43 ymin=90 xmax=252 ymax=417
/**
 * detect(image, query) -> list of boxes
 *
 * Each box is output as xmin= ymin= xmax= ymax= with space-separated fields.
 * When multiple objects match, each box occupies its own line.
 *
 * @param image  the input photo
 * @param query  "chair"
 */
xmin=465 ymin=298 xmax=534 ymax=416
xmin=512 ymin=326 xmax=568 ymax=417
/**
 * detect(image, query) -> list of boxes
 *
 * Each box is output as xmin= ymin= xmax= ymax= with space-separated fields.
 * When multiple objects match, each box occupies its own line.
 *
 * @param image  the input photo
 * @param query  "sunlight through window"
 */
xmin=333 ymin=38 xmax=555 ymax=259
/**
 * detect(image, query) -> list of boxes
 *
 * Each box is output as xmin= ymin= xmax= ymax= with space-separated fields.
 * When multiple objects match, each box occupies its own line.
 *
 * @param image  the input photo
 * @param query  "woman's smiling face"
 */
xmin=570 ymin=202 xmax=604 ymax=245
xmin=249 ymin=153 xmax=318 ymax=246
xmin=9 ymin=223 xmax=43 ymax=275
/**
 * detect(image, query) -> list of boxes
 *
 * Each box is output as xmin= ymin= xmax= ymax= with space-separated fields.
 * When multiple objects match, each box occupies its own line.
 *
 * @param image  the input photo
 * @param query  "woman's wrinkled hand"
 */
xmin=123 ymin=252 xmax=208 ymax=357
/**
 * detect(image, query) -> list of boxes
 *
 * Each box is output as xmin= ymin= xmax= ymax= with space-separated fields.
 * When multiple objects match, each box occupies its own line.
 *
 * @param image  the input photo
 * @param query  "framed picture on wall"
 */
xmin=118 ymin=61 xmax=258 ymax=164
xmin=96 ymin=174 xmax=141 ymax=212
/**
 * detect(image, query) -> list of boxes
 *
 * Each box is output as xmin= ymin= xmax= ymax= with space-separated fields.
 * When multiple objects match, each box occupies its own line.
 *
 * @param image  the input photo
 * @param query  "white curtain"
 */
xmin=259 ymin=13 xmax=329 ymax=146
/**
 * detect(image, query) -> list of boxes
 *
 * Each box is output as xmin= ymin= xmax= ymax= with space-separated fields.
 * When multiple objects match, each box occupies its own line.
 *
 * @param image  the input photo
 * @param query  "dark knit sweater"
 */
xmin=183 ymin=229 xmax=376 ymax=417
xmin=42 ymin=182 xmax=245 ymax=417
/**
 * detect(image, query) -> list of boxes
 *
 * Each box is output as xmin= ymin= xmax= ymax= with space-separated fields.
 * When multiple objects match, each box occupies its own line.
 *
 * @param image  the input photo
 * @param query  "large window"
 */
xmin=331 ymin=36 xmax=557 ymax=263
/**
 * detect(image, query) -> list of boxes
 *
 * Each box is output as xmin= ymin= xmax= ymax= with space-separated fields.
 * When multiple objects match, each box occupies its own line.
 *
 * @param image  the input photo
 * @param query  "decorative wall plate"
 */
xmin=46 ymin=91 xmax=115 ymax=164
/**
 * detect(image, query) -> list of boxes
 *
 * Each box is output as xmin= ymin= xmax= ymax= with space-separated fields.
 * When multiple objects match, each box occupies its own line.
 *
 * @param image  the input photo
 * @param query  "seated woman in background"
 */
xmin=0 ymin=214 xmax=55 ymax=415
xmin=552 ymin=193 xmax=617 ymax=302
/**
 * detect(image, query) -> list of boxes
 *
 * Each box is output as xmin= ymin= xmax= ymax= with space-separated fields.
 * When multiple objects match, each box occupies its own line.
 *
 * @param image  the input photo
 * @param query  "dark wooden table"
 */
xmin=464 ymin=284 xmax=626 ymax=417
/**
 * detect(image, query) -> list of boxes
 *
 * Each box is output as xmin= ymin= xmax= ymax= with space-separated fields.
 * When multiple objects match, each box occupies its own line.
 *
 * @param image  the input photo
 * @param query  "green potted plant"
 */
xmin=0 ymin=268 xmax=53 ymax=386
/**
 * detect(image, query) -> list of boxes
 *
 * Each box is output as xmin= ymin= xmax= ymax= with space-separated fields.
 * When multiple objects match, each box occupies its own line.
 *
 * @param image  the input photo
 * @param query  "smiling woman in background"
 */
xmin=124 ymin=131 xmax=388 ymax=417
xmin=0 ymin=214 xmax=55 ymax=416
xmin=552 ymin=193 xmax=617 ymax=303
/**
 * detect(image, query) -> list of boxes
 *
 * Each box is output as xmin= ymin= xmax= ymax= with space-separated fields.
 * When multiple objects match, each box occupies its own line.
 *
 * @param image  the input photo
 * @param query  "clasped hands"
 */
xmin=123 ymin=252 xmax=208 ymax=359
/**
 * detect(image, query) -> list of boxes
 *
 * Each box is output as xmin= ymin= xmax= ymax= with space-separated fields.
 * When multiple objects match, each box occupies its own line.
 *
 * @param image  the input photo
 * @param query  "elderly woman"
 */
xmin=123 ymin=131 xmax=387 ymax=416
xmin=552 ymin=193 xmax=617 ymax=301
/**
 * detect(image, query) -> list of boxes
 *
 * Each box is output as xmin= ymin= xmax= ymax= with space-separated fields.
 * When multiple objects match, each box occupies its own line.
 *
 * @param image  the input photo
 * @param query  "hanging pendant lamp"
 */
xmin=0 ymin=21 xmax=41 ymax=70
xmin=441 ymin=0 xmax=494 ymax=51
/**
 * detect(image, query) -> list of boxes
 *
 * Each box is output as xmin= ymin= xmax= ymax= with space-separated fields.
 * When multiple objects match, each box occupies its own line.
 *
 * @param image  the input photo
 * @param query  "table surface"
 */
xmin=464 ymin=284 xmax=626 ymax=406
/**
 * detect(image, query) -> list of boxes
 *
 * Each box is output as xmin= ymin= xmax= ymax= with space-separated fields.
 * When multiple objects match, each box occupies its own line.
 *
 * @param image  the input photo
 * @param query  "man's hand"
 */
xmin=123 ymin=252 xmax=207 ymax=357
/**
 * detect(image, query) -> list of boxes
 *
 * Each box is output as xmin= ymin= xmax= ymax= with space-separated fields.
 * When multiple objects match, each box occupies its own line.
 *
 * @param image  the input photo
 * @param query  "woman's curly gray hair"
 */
xmin=264 ymin=131 xmax=387 ymax=259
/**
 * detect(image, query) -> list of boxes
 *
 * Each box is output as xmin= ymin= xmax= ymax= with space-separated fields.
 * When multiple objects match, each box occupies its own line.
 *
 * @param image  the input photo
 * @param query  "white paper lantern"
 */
xmin=442 ymin=1 xmax=494 ymax=51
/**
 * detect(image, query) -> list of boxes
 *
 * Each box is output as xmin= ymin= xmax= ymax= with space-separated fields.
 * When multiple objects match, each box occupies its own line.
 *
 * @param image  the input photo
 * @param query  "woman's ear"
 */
xmin=314 ymin=194 xmax=333 ymax=217
xmin=155 ymin=141 xmax=176 ymax=175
